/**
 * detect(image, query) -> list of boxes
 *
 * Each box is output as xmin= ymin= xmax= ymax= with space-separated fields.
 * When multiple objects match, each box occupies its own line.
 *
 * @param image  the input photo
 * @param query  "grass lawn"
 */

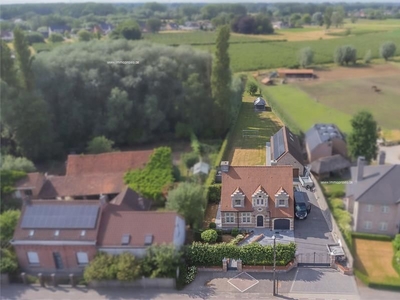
xmin=354 ymin=238 xmax=400 ymax=285
xmin=225 ymin=85 xmax=283 ymax=166
xmin=262 ymin=84 xmax=352 ymax=135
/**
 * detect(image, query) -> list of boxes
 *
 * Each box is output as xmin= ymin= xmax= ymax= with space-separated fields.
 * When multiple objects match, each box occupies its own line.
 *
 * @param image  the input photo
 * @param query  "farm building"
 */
xmin=253 ymin=97 xmax=267 ymax=111
xmin=261 ymin=78 xmax=274 ymax=85
xmin=310 ymin=154 xmax=351 ymax=180
xmin=278 ymin=69 xmax=315 ymax=79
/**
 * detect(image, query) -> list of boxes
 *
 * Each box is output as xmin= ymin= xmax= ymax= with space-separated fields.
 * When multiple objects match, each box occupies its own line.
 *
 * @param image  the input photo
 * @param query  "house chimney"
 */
xmin=266 ymin=142 xmax=271 ymax=166
xmin=220 ymin=161 xmax=230 ymax=173
xmin=378 ymin=151 xmax=386 ymax=165
xmin=356 ymin=157 xmax=365 ymax=182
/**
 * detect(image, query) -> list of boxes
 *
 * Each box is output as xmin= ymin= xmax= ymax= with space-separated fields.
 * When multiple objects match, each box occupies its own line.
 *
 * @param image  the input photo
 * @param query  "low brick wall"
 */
xmin=243 ymin=260 xmax=296 ymax=273
xmin=197 ymin=266 xmax=223 ymax=272
xmin=88 ymin=277 xmax=175 ymax=289
xmin=335 ymin=263 xmax=353 ymax=276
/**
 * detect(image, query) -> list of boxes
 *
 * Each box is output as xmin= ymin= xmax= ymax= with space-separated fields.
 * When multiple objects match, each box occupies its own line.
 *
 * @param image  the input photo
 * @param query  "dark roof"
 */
xmin=346 ymin=164 xmax=400 ymax=205
xmin=310 ymin=154 xmax=351 ymax=174
xmin=254 ymin=97 xmax=266 ymax=106
xmin=110 ymin=187 xmax=152 ymax=211
xmin=271 ymin=126 xmax=304 ymax=164
xmin=220 ymin=166 xmax=294 ymax=218
xmin=305 ymin=124 xmax=344 ymax=152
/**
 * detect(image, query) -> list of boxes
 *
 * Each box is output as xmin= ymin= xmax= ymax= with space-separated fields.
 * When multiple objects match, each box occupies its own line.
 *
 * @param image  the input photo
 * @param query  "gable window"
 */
xmin=366 ymin=205 xmax=373 ymax=212
xmin=241 ymin=213 xmax=251 ymax=223
xmin=76 ymin=252 xmax=89 ymax=265
xmin=225 ymin=213 xmax=235 ymax=223
xmin=379 ymin=222 xmax=388 ymax=231
xmin=27 ymin=252 xmax=39 ymax=265
xmin=234 ymin=199 xmax=241 ymax=207
xmin=381 ymin=205 xmax=389 ymax=213
xmin=278 ymin=199 xmax=286 ymax=207
xmin=364 ymin=221 xmax=372 ymax=230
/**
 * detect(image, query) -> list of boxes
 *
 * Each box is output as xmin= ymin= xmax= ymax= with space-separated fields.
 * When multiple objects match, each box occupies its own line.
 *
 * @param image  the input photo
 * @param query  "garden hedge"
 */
xmin=207 ymin=184 xmax=221 ymax=204
xmin=185 ymin=242 xmax=296 ymax=267
xmin=351 ymin=232 xmax=392 ymax=241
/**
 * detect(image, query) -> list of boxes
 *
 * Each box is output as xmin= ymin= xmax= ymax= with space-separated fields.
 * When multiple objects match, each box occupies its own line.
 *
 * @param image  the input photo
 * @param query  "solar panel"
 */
xmin=21 ymin=205 xmax=100 ymax=229
xmin=273 ymin=129 xmax=286 ymax=160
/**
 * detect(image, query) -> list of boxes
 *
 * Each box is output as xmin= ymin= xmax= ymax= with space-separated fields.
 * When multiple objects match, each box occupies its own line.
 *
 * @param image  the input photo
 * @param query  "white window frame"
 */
xmin=278 ymin=199 xmax=286 ymax=207
xmin=27 ymin=252 xmax=39 ymax=265
xmin=234 ymin=199 xmax=241 ymax=207
xmin=76 ymin=252 xmax=89 ymax=265
xmin=364 ymin=221 xmax=372 ymax=230
xmin=381 ymin=205 xmax=389 ymax=213
xmin=241 ymin=213 xmax=251 ymax=223
xmin=379 ymin=222 xmax=388 ymax=231
xmin=225 ymin=213 xmax=235 ymax=223
xmin=366 ymin=204 xmax=373 ymax=212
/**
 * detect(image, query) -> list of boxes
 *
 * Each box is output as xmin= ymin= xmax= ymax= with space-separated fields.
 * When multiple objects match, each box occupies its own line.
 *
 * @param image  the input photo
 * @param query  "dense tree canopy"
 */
xmin=231 ymin=14 xmax=273 ymax=35
xmin=86 ymin=136 xmax=115 ymax=154
xmin=0 ymin=210 xmax=21 ymax=246
xmin=298 ymin=47 xmax=314 ymax=68
xmin=0 ymin=155 xmax=36 ymax=172
xmin=111 ymin=20 xmax=142 ymax=40
xmin=334 ymin=45 xmax=357 ymax=66
xmin=348 ymin=110 xmax=378 ymax=163
xmin=380 ymin=41 xmax=397 ymax=61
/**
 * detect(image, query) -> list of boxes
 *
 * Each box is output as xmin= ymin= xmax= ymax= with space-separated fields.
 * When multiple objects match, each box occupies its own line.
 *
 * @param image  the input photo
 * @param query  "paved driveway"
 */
xmin=294 ymin=186 xmax=335 ymax=254
xmin=379 ymin=145 xmax=400 ymax=165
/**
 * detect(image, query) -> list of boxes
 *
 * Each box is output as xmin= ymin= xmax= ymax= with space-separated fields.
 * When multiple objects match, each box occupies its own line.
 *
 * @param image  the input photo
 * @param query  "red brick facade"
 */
xmin=14 ymin=245 xmax=97 ymax=275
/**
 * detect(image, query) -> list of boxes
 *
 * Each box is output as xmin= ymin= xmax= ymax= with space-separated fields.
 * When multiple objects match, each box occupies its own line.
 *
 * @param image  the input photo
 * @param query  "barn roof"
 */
xmin=310 ymin=154 xmax=351 ymax=174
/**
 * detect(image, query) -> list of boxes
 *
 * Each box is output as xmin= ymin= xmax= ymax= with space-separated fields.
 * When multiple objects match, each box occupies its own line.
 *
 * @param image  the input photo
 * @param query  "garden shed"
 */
xmin=253 ymin=97 xmax=266 ymax=111
xmin=193 ymin=161 xmax=210 ymax=175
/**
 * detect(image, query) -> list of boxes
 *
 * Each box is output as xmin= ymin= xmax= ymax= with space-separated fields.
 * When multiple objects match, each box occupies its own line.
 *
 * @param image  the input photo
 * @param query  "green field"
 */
xmin=195 ymin=30 xmax=400 ymax=72
xmin=262 ymin=84 xmax=353 ymax=135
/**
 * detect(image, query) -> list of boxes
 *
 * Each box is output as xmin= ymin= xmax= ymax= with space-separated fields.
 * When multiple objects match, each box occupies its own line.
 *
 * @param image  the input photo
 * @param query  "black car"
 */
xmin=294 ymin=191 xmax=311 ymax=220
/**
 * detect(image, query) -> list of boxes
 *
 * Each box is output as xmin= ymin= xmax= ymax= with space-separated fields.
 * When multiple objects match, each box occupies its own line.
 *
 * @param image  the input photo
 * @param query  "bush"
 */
xmin=207 ymin=184 xmax=221 ymax=203
xmin=140 ymin=244 xmax=181 ymax=278
xmin=172 ymin=165 xmax=181 ymax=182
xmin=116 ymin=252 xmax=141 ymax=281
xmin=231 ymin=228 xmax=239 ymax=237
xmin=363 ymin=50 xmax=372 ymax=64
xmin=393 ymin=234 xmax=400 ymax=251
xmin=229 ymin=234 xmax=245 ymax=245
xmin=209 ymin=222 xmax=216 ymax=229
xmin=330 ymin=190 xmax=345 ymax=198
xmin=83 ymin=252 xmax=118 ymax=281
xmin=48 ymin=33 xmax=64 ymax=43
xmin=0 ymin=155 xmax=36 ymax=172
xmin=25 ymin=32 xmax=45 ymax=44
xmin=0 ymin=256 xmax=18 ymax=274
xmin=330 ymin=199 xmax=345 ymax=210
xmin=181 ymin=152 xmax=199 ymax=169
xmin=86 ymin=136 xmax=115 ymax=154
xmin=351 ymin=232 xmax=392 ymax=241
xmin=185 ymin=266 xmax=197 ymax=284
xmin=201 ymin=229 xmax=218 ymax=243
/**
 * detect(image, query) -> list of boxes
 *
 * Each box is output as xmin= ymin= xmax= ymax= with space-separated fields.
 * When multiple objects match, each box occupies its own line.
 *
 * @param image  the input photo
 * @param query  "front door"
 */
xmin=257 ymin=215 xmax=263 ymax=227
xmin=53 ymin=252 xmax=64 ymax=269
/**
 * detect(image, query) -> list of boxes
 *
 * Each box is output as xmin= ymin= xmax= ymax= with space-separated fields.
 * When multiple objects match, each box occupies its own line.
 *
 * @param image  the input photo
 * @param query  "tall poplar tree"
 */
xmin=13 ymin=27 xmax=34 ymax=91
xmin=0 ymin=41 xmax=18 ymax=88
xmin=211 ymin=25 xmax=232 ymax=136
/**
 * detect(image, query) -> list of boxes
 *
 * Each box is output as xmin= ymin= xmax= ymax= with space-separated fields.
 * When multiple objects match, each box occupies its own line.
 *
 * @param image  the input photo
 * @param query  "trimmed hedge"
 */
xmin=351 ymin=232 xmax=392 ymax=241
xmin=354 ymin=269 xmax=400 ymax=291
xmin=207 ymin=184 xmax=221 ymax=204
xmin=185 ymin=242 xmax=296 ymax=267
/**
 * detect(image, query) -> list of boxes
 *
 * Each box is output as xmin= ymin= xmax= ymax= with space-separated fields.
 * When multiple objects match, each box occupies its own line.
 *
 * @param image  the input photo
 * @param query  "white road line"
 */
xmin=240 ymin=279 xmax=259 ymax=293
xmin=290 ymin=268 xmax=299 ymax=293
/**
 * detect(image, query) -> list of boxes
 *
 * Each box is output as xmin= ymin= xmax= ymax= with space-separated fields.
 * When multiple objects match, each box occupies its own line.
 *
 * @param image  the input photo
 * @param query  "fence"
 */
xmin=88 ymin=277 xmax=176 ymax=289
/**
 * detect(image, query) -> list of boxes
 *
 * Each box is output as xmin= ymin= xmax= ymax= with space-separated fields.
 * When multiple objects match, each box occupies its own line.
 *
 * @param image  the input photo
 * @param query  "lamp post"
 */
xmin=272 ymin=235 xmax=276 ymax=296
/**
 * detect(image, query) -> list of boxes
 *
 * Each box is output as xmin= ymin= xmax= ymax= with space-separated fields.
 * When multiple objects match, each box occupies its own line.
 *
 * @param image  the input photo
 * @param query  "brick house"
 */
xmin=10 ymin=200 xmax=101 ymax=275
xmin=266 ymin=126 xmax=304 ymax=177
xmin=220 ymin=164 xmax=294 ymax=231
xmin=345 ymin=157 xmax=400 ymax=236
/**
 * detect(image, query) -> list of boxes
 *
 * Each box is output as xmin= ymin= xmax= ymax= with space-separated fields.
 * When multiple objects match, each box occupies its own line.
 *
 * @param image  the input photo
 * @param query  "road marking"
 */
xmin=290 ymin=268 xmax=299 ymax=293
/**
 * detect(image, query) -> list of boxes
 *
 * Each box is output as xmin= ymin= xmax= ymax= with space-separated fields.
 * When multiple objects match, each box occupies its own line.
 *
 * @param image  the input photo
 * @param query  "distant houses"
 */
xmin=48 ymin=25 xmax=71 ymax=36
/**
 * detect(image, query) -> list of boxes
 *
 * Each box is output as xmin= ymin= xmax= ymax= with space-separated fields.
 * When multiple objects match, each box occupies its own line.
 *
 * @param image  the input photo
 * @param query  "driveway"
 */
xmin=379 ymin=145 xmax=400 ymax=165
xmin=294 ymin=185 xmax=335 ymax=254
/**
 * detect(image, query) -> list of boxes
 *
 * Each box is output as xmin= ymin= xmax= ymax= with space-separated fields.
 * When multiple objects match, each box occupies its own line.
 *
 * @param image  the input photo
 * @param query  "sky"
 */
xmin=0 ymin=0 xmax=396 ymax=4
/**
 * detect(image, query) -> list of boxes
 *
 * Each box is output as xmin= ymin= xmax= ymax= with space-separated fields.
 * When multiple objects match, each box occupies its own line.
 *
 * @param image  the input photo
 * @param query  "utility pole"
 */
xmin=272 ymin=235 xmax=276 ymax=296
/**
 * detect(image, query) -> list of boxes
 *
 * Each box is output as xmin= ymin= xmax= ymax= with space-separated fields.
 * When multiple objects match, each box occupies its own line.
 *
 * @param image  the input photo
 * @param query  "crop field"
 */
xmin=195 ymin=30 xmax=400 ymax=72
xmin=354 ymin=238 xmax=400 ymax=285
xmin=226 ymin=88 xmax=283 ymax=166
xmin=296 ymin=64 xmax=400 ymax=130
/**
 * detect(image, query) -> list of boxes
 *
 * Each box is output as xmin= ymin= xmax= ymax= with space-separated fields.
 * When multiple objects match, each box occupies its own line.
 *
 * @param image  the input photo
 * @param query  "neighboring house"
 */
xmin=48 ymin=25 xmax=71 ymax=36
xmin=161 ymin=22 xmax=180 ymax=31
xmin=180 ymin=22 xmax=200 ymax=30
xmin=109 ymin=186 xmax=152 ymax=211
xmin=192 ymin=161 xmax=210 ymax=176
xmin=10 ymin=199 xmax=101 ymax=274
xmin=66 ymin=150 xmax=153 ymax=176
xmin=310 ymin=154 xmax=351 ymax=180
xmin=305 ymin=123 xmax=347 ymax=163
xmin=93 ymin=22 xmax=114 ymax=35
xmin=272 ymin=21 xmax=288 ymax=29
xmin=220 ymin=164 xmax=294 ymax=230
xmin=266 ymin=126 xmax=304 ymax=177
xmin=0 ymin=31 xmax=14 ymax=41
xmin=254 ymin=97 xmax=267 ymax=111
xmin=345 ymin=156 xmax=400 ymax=236
xmin=97 ymin=206 xmax=185 ymax=257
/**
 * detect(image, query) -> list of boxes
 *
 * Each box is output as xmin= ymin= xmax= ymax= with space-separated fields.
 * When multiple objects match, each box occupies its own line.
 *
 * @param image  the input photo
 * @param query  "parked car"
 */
xmin=294 ymin=191 xmax=311 ymax=220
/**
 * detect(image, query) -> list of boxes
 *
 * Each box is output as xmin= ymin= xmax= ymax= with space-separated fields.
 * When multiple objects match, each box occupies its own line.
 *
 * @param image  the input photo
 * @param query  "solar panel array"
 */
xmin=21 ymin=205 xmax=99 ymax=229
xmin=273 ymin=128 xmax=286 ymax=160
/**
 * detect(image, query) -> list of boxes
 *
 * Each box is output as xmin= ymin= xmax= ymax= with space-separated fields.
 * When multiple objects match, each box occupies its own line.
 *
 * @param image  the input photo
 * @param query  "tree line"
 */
xmin=0 ymin=26 xmax=243 ymax=162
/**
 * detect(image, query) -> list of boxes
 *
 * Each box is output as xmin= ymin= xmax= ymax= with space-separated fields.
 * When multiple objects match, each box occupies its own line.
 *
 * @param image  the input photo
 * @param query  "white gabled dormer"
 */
xmin=275 ymin=187 xmax=289 ymax=208
xmin=231 ymin=187 xmax=245 ymax=208
xmin=252 ymin=185 xmax=269 ymax=207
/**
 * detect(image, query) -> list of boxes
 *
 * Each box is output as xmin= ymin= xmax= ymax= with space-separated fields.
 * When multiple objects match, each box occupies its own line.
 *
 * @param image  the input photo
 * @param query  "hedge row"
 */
xmin=351 ymin=232 xmax=392 ymax=241
xmin=354 ymin=269 xmax=400 ymax=291
xmin=207 ymin=184 xmax=221 ymax=204
xmin=185 ymin=242 xmax=296 ymax=267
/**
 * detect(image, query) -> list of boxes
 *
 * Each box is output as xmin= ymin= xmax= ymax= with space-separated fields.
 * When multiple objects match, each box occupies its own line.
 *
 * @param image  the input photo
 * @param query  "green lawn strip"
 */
xmin=262 ymin=84 xmax=352 ymax=135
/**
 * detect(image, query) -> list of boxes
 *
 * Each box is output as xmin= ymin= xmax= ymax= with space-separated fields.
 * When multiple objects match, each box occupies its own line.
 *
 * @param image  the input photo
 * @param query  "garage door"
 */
xmin=293 ymin=168 xmax=299 ymax=177
xmin=274 ymin=219 xmax=290 ymax=230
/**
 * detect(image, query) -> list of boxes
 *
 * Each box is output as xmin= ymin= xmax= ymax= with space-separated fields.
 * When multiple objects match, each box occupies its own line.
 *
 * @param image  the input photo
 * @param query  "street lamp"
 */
xmin=272 ymin=235 xmax=276 ymax=296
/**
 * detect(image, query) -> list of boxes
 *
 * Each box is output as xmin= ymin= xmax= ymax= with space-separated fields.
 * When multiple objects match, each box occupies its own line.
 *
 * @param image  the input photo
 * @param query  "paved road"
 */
xmin=294 ymin=186 xmax=335 ymax=254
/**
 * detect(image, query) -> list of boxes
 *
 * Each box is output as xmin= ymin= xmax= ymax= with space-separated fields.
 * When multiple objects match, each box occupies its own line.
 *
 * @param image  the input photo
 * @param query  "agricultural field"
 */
xmin=195 ymin=30 xmax=400 ymax=72
xmin=296 ymin=64 xmax=400 ymax=131
xmin=225 ymin=86 xmax=283 ymax=166
xmin=354 ymin=238 xmax=400 ymax=285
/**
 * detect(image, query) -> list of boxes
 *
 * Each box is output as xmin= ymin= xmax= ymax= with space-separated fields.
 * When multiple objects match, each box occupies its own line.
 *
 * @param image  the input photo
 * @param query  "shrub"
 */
xmin=181 ymin=152 xmax=199 ymax=169
xmin=172 ymin=165 xmax=181 ymax=182
xmin=48 ymin=33 xmax=64 ymax=43
xmin=247 ymin=82 xmax=258 ymax=96
xmin=86 ymin=136 xmax=115 ymax=154
xmin=229 ymin=234 xmax=245 ymax=245
xmin=83 ymin=252 xmax=118 ymax=281
xmin=393 ymin=234 xmax=400 ymax=251
xmin=209 ymin=222 xmax=217 ymax=229
xmin=207 ymin=184 xmax=221 ymax=203
xmin=185 ymin=266 xmax=197 ymax=284
xmin=116 ymin=252 xmax=141 ymax=281
xmin=0 ymin=256 xmax=17 ymax=274
xmin=140 ymin=244 xmax=181 ymax=278
xmin=231 ymin=228 xmax=239 ymax=237
xmin=331 ymin=190 xmax=345 ymax=198
xmin=331 ymin=199 xmax=345 ymax=210
xmin=351 ymin=232 xmax=392 ymax=241
xmin=363 ymin=50 xmax=372 ymax=64
xmin=25 ymin=32 xmax=45 ymax=44
xmin=0 ymin=210 xmax=21 ymax=245
xmin=0 ymin=155 xmax=35 ymax=172
xmin=201 ymin=229 xmax=218 ymax=243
